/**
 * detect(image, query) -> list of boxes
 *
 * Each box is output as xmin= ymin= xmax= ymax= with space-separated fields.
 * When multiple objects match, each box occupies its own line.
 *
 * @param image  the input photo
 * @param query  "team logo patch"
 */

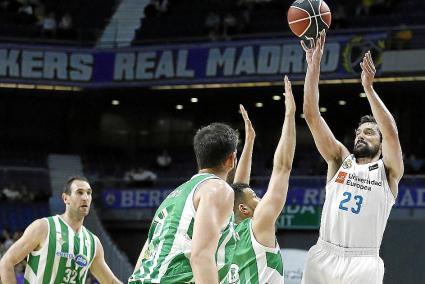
xmin=227 ymin=264 xmax=240 ymax=284
xmin=342 ymin=159 xmax=352 ymax=169
xmin=369 ymin=163 xmax=379 ymax=171
xmin=335 ymin=171 xmax=348 ymax=184
xmin=75 ymin=254 xmax=88 ymax=267
xmin=56 ymin=251 xmax=74 ymax=259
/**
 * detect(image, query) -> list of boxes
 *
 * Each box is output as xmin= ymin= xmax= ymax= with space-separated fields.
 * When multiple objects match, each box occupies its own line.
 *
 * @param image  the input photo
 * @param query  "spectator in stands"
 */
xmin=1 ymin=0 xmax=20 ymax=13
xmin=124 ymin=167 xmax=157 ymax=186
xmin=144 ymin=0 xmax=158 ymax=18
xmin=58 ymin=12 xmax=74 ymax=38
xmin=18 ymin=0 xmax=37 ymax=25
xmin=156 ymin=150 xmax=172 ymax=170
xmin=15 ymin=260 xmax=25 ymax=284
xmin=18 ymin=0 xmax=33 ymax=16
xmin=205 ymin=11 xmax=221 ymax=40
xmin=222 ymin=13 xmax=237 ymax=39
xmin=2 ymin=229 xmax=14 ymax=251
xmin=2 ymin=184 xmax=21 ymax=201
xmin=237 ymin=0 xmax=253 ymax=33
xmin=33 ymin=1 xmax=44 ymax=21
xmin=12 ymin=231 xmax=23 ymax=243
xmin=39 ymin=11 xmax=57 ymax=37
xmin=0 ymin=241 xmax=6 ymax=259
xmin=154 ymin=0 xmax=168 ymax=13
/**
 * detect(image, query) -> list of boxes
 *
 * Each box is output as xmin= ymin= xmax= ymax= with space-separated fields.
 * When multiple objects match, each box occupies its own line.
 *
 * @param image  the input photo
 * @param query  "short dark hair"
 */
xmin=357 ymin=115 xmax=382 ymax=142
xmin=63 ymin=176 xmax=89 ymax=195
xmin=231 ymin=183 xmax=250 ymax=207
xmin=193 ymin=123 xmax=239 ymax=169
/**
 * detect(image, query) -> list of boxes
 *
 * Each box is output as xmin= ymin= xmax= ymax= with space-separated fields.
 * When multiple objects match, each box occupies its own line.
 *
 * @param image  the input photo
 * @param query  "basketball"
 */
xmin=287 ymin=0 xmax=331 ymax=40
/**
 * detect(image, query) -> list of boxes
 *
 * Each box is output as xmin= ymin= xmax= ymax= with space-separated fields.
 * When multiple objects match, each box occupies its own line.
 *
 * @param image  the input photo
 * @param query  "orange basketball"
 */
xmin=287 ymin=0 xmax=331 ymax=39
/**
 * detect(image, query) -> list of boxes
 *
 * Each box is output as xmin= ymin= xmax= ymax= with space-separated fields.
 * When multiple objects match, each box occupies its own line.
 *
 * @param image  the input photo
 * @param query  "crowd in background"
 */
xmin=0 ymin=229 xmax=25 ymax=283
xmin=0 ymin=0 xmax=75 ymax=39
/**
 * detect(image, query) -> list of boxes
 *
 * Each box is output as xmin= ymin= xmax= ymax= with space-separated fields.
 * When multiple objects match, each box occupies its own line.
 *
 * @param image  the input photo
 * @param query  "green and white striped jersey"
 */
xmin=24 ymin=215 xmax=97 ymax=284
xmin=225 ymin=219 xmax=284 ymax=284
xmin=129 ymin=173 xmax=237 ymax=284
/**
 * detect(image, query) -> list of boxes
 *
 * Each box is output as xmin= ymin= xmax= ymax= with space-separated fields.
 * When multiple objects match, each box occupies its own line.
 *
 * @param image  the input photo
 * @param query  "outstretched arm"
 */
xmin=90 ymin=237 xmax=123 ymax=283
xmin=0 ymin=219 xmax=47 ymax=284
xmin=233 ymin=104 xmax=256 ymax=184
xmin=301 ymin=31 xmax=349 ymax=179
xmin=252 ymin=75 xmax=296 ymax=248
xmin=191 ymin=179 xmax=234 ymax=284
xmin=360 ymin=51 xmax=404 ymax=196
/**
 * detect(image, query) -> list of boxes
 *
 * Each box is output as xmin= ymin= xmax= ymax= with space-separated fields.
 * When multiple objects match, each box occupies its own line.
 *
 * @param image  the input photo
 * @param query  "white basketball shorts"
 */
xmin=301 ymin=239 xmax=384 ymax=284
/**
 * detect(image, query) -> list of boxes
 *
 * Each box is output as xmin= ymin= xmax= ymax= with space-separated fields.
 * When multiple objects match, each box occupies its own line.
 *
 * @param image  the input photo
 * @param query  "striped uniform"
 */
xmin=224 ymin=218 xmax=284 ymax=284
xmin=302 ymin=155 xmax=395 ymax=284
xmin=24 ymin=215 xmax=97 ymax=284
xmin=129 ymin=173 xmax=237 ymax=284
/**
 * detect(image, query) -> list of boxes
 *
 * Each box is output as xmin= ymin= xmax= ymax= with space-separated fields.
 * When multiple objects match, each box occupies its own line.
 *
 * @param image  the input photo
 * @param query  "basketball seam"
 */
xmin=288 ymin=11 xmax=331 ymax=24
xmin=306 ymin=0 xmax=319 ymax=39
xmin=288 ymin=6 xmax=311 ymax=37
xmin=318 ymin=0 xmax=330 ymax=28
xmin=288 ymin=6 xmax=310 ymax=23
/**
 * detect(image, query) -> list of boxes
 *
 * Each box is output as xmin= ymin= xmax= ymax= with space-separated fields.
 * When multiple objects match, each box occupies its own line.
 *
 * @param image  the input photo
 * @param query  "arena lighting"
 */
xmin=359 ymin=92 xmax=367 ymax=98
xmin=176 ymin=104 xmax=184 ymax=110
xmin=111 ymin=100 xmax=120 ymax=106
xmin=17 ymin=84 xmax=35 ymax=89
xmin=150 ymin=76 xmax=425 ymax=90
xmin=338 ymin=100 xmax=347 ymax=105
xmin=255 ymin=102 xmax=263 ymax=108
xmin=190 ymin=97 xmax=199 ymax=103
xmin=319 ymin=107 xmax=327 ymax=113
xmin=0 ymin=83 xmax=81 ymax=91
xmin=272 ymin=95 xmax=281 ymax=101
xmin=300 ymin=113 xmax=305 ymax=118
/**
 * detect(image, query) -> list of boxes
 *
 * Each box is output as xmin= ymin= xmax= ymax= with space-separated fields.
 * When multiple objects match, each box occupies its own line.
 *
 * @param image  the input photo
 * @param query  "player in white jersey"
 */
xmin=300 ymin=31 xmax=404 ymax=284
xmin=226 ymin=75 xmax=296 ymax=284
xmin=0 ymin=176 xmax=122 ymax=284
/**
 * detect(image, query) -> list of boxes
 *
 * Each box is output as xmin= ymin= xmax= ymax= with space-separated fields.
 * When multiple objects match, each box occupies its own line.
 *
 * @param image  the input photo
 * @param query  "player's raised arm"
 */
xmin=360 ymin=51 xmax=404 ymax=195
xmin=0 ymin=219 xmax=47 ymax=284
xmin=233 ymin=104 xmax=255 ymax=184
xmin=90 ymin=237 xmax=123 ymax=284
xmin=191 ymin=179 xmax=234 ymax=284
xmin=251 ymin=75 xmax=296 ymax=247
xmin=301 ymin=31 xmax=349 ymax=177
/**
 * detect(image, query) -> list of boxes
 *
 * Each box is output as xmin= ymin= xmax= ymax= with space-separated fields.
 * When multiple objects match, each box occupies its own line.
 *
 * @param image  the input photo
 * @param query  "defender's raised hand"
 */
xmin=283 ymin=75 xmax=296 ymax=116
xmin=240 ymin=104 xmax=256 ymax=143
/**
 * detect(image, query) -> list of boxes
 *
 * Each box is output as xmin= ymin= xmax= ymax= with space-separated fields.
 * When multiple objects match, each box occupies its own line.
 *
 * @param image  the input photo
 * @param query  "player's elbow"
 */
xmin=273 ymin=162 xmax=292 ymax=173
xmin=0 ymin=256 xmax=14 ymax=275
xmin=190 ymin=250 xmax=214 ymax=268
xmin=383 ymin=125 xmax=399 ymax=140
xmin=303 ymin=105 xmax=319 ymax=122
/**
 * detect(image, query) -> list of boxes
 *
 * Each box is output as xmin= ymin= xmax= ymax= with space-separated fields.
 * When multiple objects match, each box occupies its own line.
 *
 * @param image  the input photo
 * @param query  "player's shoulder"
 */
xmin=30 ymin=217 xmax=49 ymax=232
xmin=193 ymin=178 xmax=233 ymax=210
xmin=198 ymin=178 xmax=233 ymax=196
xmin=23 ymin=218 xmax=49 ymax=242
